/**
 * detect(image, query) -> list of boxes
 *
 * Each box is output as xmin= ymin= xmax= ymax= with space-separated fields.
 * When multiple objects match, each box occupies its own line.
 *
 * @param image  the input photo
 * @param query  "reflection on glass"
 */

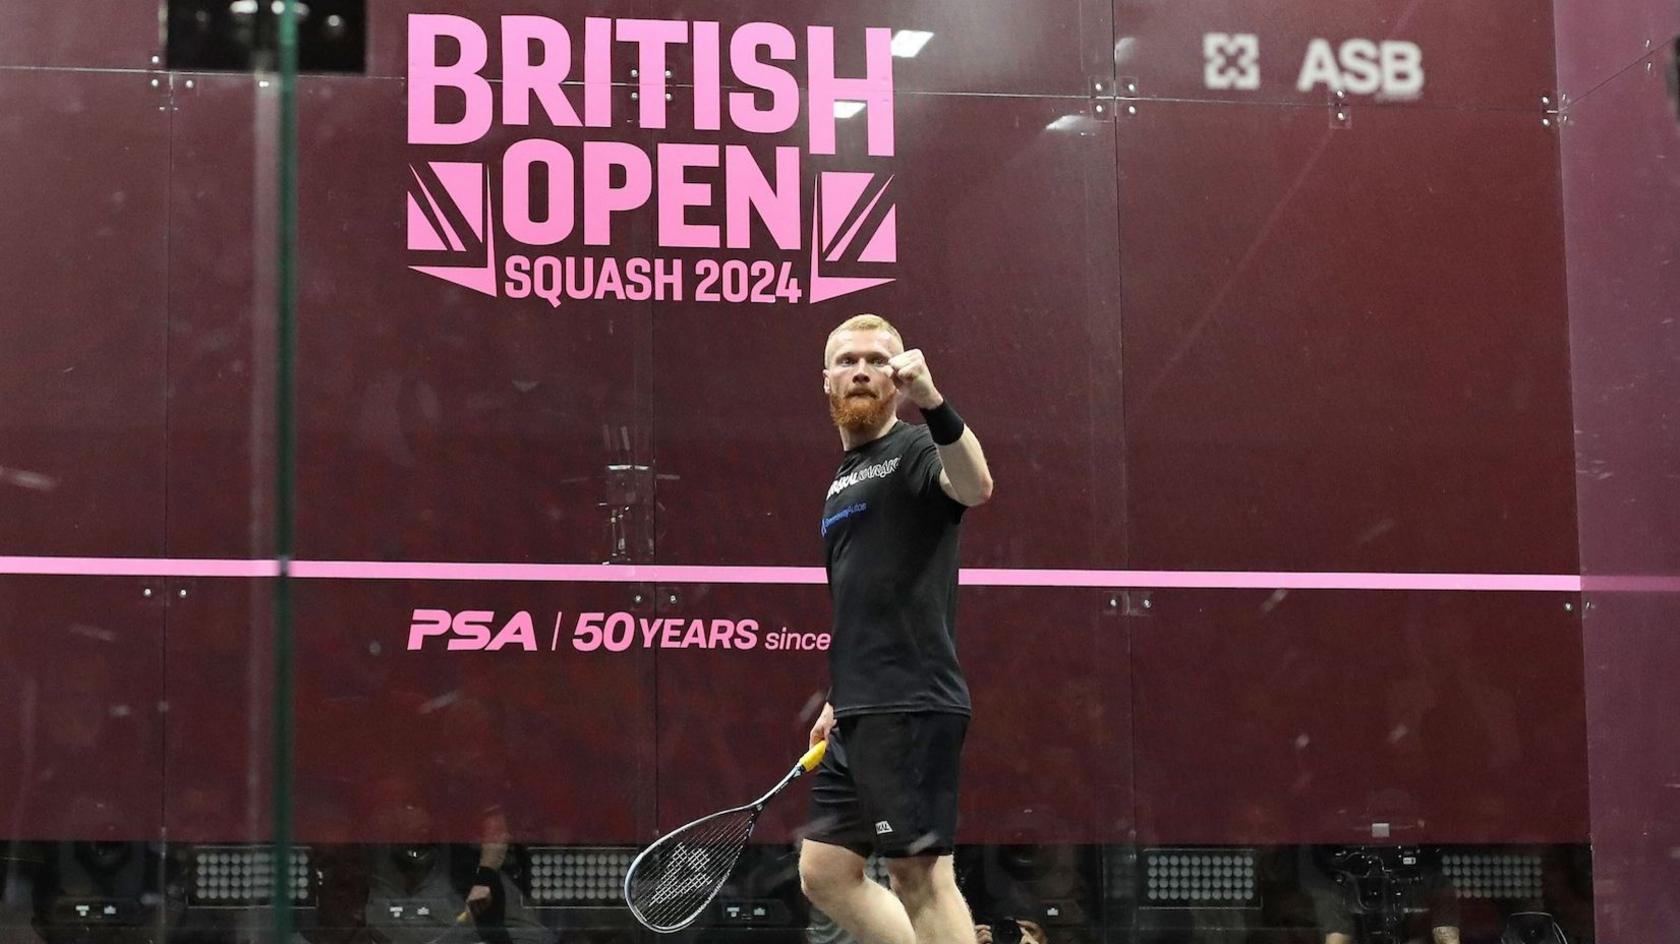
xmin=6 ymin=0 xmax=1663 ymax=939
xmin=1320 ymin=846 xmax=1459 ymax=944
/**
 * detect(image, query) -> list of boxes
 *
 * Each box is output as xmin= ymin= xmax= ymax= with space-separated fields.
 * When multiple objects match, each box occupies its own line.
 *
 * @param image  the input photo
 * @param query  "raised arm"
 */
xmin=933 ymin=424 xmax=992 ymax=506
xmin=887 ymin=348 xmax=994 ymax=507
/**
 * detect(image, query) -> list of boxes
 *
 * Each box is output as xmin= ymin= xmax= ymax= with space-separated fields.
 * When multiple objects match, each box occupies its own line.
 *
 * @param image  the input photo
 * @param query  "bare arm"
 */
xmin=466 ymin=810 xmax=510 ymax=914
xmin=935 ymin=426 xmax=993 ymax=507
xmin=886 ymin=348 xmax=994 ymax=507
xmin=478 ymin=842 xmax=507 ymax=871
xmin=478 ymin=807 xmax=510 ymax=869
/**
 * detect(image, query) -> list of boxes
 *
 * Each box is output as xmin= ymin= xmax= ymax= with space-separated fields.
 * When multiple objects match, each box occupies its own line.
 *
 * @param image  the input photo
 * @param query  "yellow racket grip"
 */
xmin=798 ymin=739 xmax=828 ymax=772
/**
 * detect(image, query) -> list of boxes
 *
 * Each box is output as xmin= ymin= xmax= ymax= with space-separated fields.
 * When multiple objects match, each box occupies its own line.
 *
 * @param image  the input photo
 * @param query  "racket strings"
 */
xmin=627 ymin=809 xmax=757 ymax=929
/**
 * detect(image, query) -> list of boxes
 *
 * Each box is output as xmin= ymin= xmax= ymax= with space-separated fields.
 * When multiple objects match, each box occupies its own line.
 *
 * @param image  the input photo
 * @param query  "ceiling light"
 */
xmin=890 ymin=30 xmax=934 ymax=58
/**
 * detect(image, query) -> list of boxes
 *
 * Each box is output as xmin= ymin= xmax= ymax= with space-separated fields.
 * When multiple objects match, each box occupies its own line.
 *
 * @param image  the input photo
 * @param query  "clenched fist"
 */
xmin=885 ymin=348 xmax=943 ymax=410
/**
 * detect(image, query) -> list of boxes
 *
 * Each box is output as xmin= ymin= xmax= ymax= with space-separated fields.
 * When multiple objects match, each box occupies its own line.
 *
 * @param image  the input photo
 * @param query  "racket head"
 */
xmin=623 ymin=805 xmax=760 ymax=932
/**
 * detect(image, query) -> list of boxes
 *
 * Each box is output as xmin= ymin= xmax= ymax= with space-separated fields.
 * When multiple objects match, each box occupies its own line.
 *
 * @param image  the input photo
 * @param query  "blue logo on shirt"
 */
xmin=821 ymin=501 xmax=869 ymax=536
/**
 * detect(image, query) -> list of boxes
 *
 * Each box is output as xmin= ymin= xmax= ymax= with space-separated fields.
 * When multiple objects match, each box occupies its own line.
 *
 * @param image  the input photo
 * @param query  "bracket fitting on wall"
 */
xmin=1082 ymin=74 xmax=1119 ymax=123
xmin=1328 ymin=87 xmax=1351 ymax=130
xmin=1115 ymin=74 xmax=1140 ymax=119
xmin=1105 ymin=589 xmax=1153 ymax=617
xmin=149 ymin=72 xmax=175 ymax=113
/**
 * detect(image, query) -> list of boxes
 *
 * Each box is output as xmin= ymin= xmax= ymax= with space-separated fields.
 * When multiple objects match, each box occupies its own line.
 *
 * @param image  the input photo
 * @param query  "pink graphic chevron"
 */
xmin=407 ymin=161 xmax=498 ymax=297
xmin=810 ymin=171 xmax=897 ymax=303
xmin=858 ymin=206 xmax=897 ymax=263
xmin=406 ymin=196 xmax=450 ymax=251
xmin=819 ymin=173 xmax=870 ymax=250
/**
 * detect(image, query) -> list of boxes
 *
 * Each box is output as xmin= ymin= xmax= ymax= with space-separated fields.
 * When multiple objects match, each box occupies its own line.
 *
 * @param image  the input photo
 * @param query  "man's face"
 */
xmin=823 ymin=328 xmax=902 ymax=433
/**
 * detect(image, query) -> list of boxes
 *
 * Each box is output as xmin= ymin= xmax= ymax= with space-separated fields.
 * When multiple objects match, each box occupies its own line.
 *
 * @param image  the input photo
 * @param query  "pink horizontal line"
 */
xmin=962 ymin=569 xmax=1583 ymax=592
xmin=0 ymin=557 xmax=1585 ymax=591
xmin=289 ymin=560 xmax=827 ymax=584
xmin=0 ymin=556 xmax=282 ymax=577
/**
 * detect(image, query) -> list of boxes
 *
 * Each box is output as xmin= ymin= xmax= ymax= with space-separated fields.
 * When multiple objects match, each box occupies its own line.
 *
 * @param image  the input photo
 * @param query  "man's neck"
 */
xmin=839 ymin=415 xmax=899 ymax=451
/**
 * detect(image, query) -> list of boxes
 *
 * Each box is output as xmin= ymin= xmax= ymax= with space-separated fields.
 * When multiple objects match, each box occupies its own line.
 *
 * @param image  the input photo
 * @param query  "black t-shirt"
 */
xmin=821 ymin=420 xmax=970 ymax=718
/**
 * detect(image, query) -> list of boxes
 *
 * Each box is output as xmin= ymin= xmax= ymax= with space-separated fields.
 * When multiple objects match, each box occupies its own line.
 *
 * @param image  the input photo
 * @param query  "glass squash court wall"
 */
xmin=1 ymin=0 xmax=1676 ymax=941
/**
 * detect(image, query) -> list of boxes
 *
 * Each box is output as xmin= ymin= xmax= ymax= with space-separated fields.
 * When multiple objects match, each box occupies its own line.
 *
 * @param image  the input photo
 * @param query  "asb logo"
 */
xmin=1296 ymin=38 xmax=1424 ymax=99
xmin=1198 ymin=33 xmax=1425 ymax=101
xmin=1203 ymin=33 xmax=1260 ymax=91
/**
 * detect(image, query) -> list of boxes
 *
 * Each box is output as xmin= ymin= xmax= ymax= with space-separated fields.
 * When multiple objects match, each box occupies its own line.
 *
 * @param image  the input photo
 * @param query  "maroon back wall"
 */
xmin=1 ymin=0 xmax=1599 ymax=854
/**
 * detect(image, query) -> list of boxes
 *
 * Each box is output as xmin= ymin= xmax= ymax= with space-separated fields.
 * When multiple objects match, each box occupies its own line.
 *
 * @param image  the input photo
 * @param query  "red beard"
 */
xmin=828 ymin=385 xmax=897 ymax=434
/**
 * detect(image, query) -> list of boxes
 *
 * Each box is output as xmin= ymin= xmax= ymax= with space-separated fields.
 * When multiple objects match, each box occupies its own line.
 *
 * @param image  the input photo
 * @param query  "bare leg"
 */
xmin=887 ymin=855 xmax=975 ymax=944
xmin=800 ymin=841 xmax=918 ymax=944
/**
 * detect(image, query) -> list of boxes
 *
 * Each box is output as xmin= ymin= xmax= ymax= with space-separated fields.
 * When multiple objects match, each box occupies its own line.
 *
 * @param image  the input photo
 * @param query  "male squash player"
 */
xmin=799 ymin=314 xmax=994 ymax=944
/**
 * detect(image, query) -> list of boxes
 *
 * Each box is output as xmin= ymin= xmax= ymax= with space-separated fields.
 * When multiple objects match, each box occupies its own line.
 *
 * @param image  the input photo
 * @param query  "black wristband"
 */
xmin=474 ymin=866 xmax=499 ymax=888
xmin=920 ymin=401 xmax=965 ymax=446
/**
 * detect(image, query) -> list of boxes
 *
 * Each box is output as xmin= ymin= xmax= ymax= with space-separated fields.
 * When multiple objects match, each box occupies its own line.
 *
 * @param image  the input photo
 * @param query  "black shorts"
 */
xmin=804 ymin=711 xmax=968 ymax=859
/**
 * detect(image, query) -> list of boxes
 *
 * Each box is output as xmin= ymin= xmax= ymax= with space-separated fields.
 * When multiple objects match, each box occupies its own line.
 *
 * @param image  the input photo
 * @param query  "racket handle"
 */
xmin=798 ymin=739 xmax=828 ymax=772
